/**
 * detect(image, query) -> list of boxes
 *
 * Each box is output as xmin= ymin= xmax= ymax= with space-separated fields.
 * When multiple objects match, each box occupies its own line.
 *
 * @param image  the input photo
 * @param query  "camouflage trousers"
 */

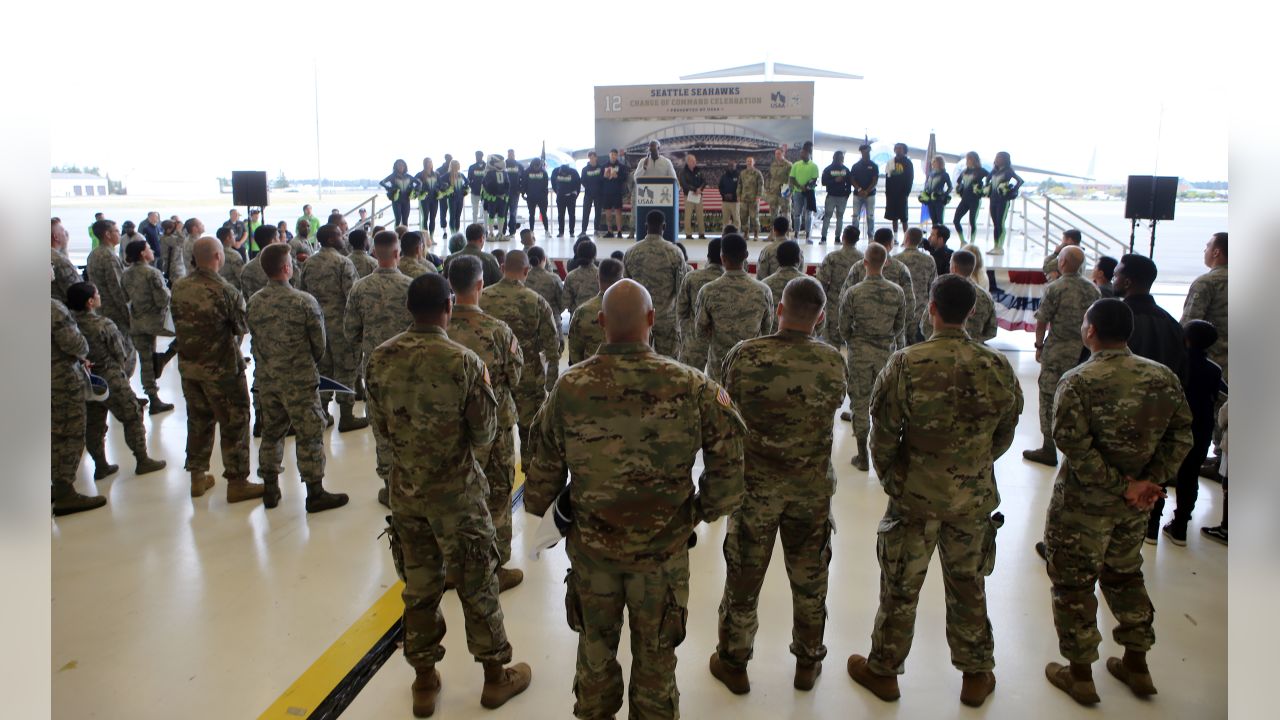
xmin=131 ymin=332 xmax=163 ymax=395
xmin=181 ymin=373 xmax=251 ymax=481
xmin=1044 ymin=502 xmax=1154 ymax=664
xmin=318 ymin=330 xmax=358 ymax=410
xmin=868 ymin=503 xmax=997 ymax=675
xmin=391 ymin=508 xmax=512 ymax=670
xmin=513 ymin=372 xmax=547 ymax=470
xmin=651 ymin=314 xmax=680 ymax=359
xmin=85 ymin=373 xmax=147 ymax=464
xmin=676 ymin=321 xmax=708 ymax=374
xmin=717 ymin=490 xmax=833 ymax=669
xmin=564 ymin=543 xmax=690 ymax=720
xmin=51 ymin=371 xmax=86 ymax=490
xmin=256 ymin=383 xmax=326 ymax=481
xmin=1038 ymin=344 xmax=1082 ymax=440
xmin=765 ymin=192 xmax=789 ymax=224
xmin=738 ymin=196 xmax=760 ymax=235
xmin=476 ymin=425 xmax=516 ymax=564
xmin=847 ymin=342 xmax=893 ymax=439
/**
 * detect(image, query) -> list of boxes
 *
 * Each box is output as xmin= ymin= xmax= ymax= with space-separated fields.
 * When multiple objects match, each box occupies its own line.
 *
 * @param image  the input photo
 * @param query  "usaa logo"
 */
xmin=770 ymin=91 xmax=787 ymax=108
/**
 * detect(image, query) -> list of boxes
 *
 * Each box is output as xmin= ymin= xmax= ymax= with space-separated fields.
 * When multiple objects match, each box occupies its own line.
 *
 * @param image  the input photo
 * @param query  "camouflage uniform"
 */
xmin=172 ymin=268 xmax=252 ymax=482
xmin=695 ymin=269 xmax=775 ymax=381
xmin=568 ymin=294 xmax=605 ymax=365
xmin=896 ymin=247 xmax=939 ymax=345
xmin=73 ymin=309 xmax=146 ymax=467
xmin=51 ymin=299 xmax=89 ymax=497
xmin=525 ymin=265 xmax=566 ymax=389
xmin=247 ymin=280 xmax=328 ymax=482
xmin=344 ymin=267 xmax=413 ymax=487
xmin=814 ymin=244 xmax=864 ymax=343
xmin=1045 ymin=349 xmax=1192 ymax=664
xmin=524 ymin=341 xmax=745 ymax=720
xmin=563 ymin=265 xmax=599 ymax=315
xmin=240 ymin=253 xmax=302 ymax=302
xmin=365 ymin=324 xmax=513 ymax=671
xmin=838 ymin=276 xmax=908 ymax=442
xmin=674 ymin=263 xmax=724 ymax=369
xmin=623 ymin=234 xmax=689 ymax=358
xmin=160 ymin=230 xmax=187 ymax=281
xmin=737 ymin=166 xmax=765 ymax=235
xmin=52 ymin=247 xmax=82 ymax=301
xmin=219 ymin=246 xmax=245 ymax=295
xmin=921 ymin=280 xmax=999 ymax=344
xmin=289 ymin=236 xmax=320 ymax=262
xmin=716 ymin=330 xmax=847 ymax=671
xmin=1181 ymin=265 xmax=1228 ymax=382
xmin=846 ymin=257 xmax=915 ymax=349
xmin=299 ymin=247 xmax=360 ymax=413
xmin=448 ymin=304 xmax=524 ymax=565
xmin=1034 ymin=271 xmax=1100 ymax=443
xmin=480 ymin=278 xmax=559 ymax=467
xmin=766 ymin=157 xmax=792 ymax=222
xmin=122 ymin=262 xmax=173 ymax=397
xmin=762 ymin=266 xmax=805 ymax=311
xmin=86 ymin=244 xmax=135 ymax=365
xmin=348 ymin=249 xmax=377 ymax=278
xmin=754 ymin=238 xmax=787 ymax=281
xmin=398 ymin=255 xmax=437 ymax=279
xmin=866 ymin=328 xmax=1023 ymax=675
xmin=443 ymin=245 xmax=503 ymax=288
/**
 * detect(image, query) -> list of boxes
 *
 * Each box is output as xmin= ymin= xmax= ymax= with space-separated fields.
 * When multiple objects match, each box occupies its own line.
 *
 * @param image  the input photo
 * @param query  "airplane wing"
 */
xmin=812 ymin=131 xmax=878 ymax=151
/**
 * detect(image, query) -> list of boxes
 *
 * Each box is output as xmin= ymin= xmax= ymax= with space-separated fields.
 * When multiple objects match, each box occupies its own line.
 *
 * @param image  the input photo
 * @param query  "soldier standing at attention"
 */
xmin=848 ymin=274 xmax=1022 ymax=709
xmin=815 ymin=226 xmax=864 ymax=344
xmin=562 ymin=240 xmax=599 ymax=314
xmin=442 ymin=223 xmax=503 ymax=287
xmin=921 ymin=250 xmax=997 ymax=344
xmin=762 ymin=240 xmax=806 ymax=307
xmin=568 ymin=258 xmax=625 ymax=365
xmin=300 ymin=224 xmax=368 ymax=432
xmin=480 ymin=250 xmax=560 ymax=470
xmin=346 ymin=229 xmax=378 ymax=278
xmin=623 ymin=211 xmax=689 ymax=358
xmin=240 ymin=225 xmax=302 ymax=438
xmin=1024 ymin=246 xmax=1100 ymax=466
xmin=122 ymin=240 xmax=176 ymax=413
xmin=766 ymin=146 xmax=792 ymax=229
xmin=737 ymin=156 xmax=765 ymax=240
xmin=51 ymin=292 xmax=106 ymax=515
xmin=161 ymin=219 xmax=188 ymax=283
xmin=1181 ymin=232 xmax=1228 ymax=473
xmin=172 ymin=237 xmax=265 ymax=502
xmin=1042 ymin=298 xmax=1191 ymax=706
xmin=896 ymin=227 xmax=939 ymax=345
xmin=216 ymin=227 xmax=245 ymax=294
xmin=695 ymin=234 xmax=775 ymax=381
xmin=85 ymin=219 xmax=136 ymax=367
xmin=524 ymin=279 xmax=745 ymax=720
xmin=51 ymin=218 xmax=82 ymax=301
xmin=344 ymin=231 xmax=413 ymax=507
xmin=847 ymin=228 xmax=916 ymax=349
xmin=397 ymin=231 xmax=437 ymax=279
xmin=838 ymin=244 xmax=907 ymax=470
xmin=246 ymin=244 xmax=348 ymax=513
xmin=711 ymin=276 xmax=847 ymax=695
xmin=675 ymin=238 xmax=724 ymax=369
xmin=365 ymin=273 xmax=533 ymax=718
xmin=754 ymin=216 xmax=791 ymax=281
xmin=66 ymin=282 xmax=167 ymax=481
xmin=447 ymin=256 xmax=526 ymax=591
xmin=525 ymin=245 xmax=566 ymax=377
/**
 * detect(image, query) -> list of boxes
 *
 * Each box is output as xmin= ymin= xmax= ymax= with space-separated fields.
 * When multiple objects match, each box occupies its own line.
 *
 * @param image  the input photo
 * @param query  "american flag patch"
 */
xmin=716 ymin=386 xmax=732 ymax=408
xmin=482 ymin=367 xmax=492 ymax=387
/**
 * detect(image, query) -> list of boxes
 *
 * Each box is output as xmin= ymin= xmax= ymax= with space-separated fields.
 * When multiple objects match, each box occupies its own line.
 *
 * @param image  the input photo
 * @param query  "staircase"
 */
xmin=1012 ymin=195 xmax=1128 ymax=261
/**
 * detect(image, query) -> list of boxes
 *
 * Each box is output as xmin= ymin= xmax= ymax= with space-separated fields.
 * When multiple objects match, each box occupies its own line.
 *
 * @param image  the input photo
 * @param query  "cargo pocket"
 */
xmin=657 ymin=586 xmax=688 ymax=650
xmin=820 ymin=517 xmax=836 ymax=571
xmin=380 ymin=516 xmax=406 ymax=582
xmin=564 ymin=569 xmax=585 ymax=633
xmin=981 ymin=512 xmax=1005 ymax=577
xmin=876 ymin=514 xmax=906 ymax=578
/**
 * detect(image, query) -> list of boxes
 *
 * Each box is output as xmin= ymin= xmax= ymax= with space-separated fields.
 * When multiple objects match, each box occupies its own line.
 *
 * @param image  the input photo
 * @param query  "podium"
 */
xmin=634 ymin=177 xmax=680 ymax=243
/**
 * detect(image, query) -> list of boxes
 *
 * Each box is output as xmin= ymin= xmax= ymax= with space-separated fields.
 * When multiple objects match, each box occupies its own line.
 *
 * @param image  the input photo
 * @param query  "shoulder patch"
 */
xmin=716 ymin=385 xmax=732 ymax=408
xmin=510 ymin=336 xmax=519 ymax=355
xmin=482 ymin=366 xmax=492 ymax=387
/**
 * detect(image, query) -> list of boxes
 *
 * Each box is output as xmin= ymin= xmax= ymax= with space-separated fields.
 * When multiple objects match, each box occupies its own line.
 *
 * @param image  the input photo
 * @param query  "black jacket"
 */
xmin=821 ymin=163 xmax=851 ymax=197
xmin=885 ymin=155 xmax=914 ymax=198
xmin=580 ymin=162 xmax=604 ymax=194
xmin=850 ymin=159 xmax=879 ymax=195
xmin=600 ymin=160 xmax=627 ymax=198
xmin=678 ymin=165 xmax=705 ymax=194
xmin=552 ymin=166 xmax=581 ymax=198
xmin=522 ymin=167 xmax=549 ymax=201
xmin=505 ymin=160 xmax=524 ymax=196
xmin=1125 ymin=293 xmax=1188 ymax=386
xmin=468 ymin=161 xmax=487 ymax=192
xmin=1185 ymin=349 xmax=1227 ymax=431
xmin=718 ymin=169 xmax=740 ymax=202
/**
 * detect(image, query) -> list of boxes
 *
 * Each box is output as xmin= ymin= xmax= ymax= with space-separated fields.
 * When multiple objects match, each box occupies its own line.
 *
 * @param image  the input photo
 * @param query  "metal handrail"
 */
xmin=1043 ymin=196 xmax=1125 ymax=251
xmin=1016 ymin=199 xmax=1119 ymax=265
xmin=1022 ymin=196 xmax=1126 ymax=255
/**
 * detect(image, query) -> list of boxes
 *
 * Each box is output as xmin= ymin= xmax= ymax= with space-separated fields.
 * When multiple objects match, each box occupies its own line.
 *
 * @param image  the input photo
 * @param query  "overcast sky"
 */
xmin=50 ymin=0 xmax=1226 ymax=184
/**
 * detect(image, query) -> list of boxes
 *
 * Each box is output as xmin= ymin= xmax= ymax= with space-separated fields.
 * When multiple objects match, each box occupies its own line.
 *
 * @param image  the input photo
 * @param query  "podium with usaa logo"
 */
xmin=634 ymin=177 xmax=679 ymax=243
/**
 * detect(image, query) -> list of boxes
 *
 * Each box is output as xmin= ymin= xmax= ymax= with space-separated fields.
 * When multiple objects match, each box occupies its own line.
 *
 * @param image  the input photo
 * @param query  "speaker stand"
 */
xmin=1148 ymin=219 xmax=1158 ymax=258
xmin=1128 ymin=218 xmax=1137 ymax=254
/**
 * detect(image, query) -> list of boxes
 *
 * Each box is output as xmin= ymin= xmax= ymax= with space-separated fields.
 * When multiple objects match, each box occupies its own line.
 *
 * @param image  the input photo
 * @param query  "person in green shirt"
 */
xmin=246 ymin=209 xmax=263 ymax=258
xmin=297 ymin=204 xmax=321 ymax=240
xmin=788 ymin=142 xmax=820 ymax=240
xmin=88 ymin=212 xmax=104 ymax=249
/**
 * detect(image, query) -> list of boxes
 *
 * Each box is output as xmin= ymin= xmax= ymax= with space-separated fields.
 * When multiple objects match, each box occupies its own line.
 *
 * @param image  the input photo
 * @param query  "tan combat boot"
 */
xmin=479 ymin=661 xmax=531 ymax=709
xmin=960 ymin=671 xmax=996 ymax=707
xmin=1106 ymin=650 xmax=1157 ymax=697
xmin=411 ymin=667 xmax=441 ymax=718
xmin=1046 ymin=661 xmax=1100 ymax=705
xmin=709 ymin=652 xmax=750 ymax=695
xmin=52 ymin=484 xmax=107 ymax=516
xmin=134 ymin=454 xmax=167 ymax=475
xmin=847 ymin=654 xmax=900 ymax=701
xmin=190 ymin=472 xmax=215 ymax=498
xmin=226 ymin=478 xmax=266 ymax=503
xmin=497 ymin=567 xmax=524 ymax=592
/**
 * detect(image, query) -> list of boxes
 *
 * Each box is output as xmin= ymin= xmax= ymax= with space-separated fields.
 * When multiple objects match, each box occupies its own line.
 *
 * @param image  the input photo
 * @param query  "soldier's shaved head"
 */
xmin=931 ymin=274 xmax=977 ymax=325
xmin=373 ymin=230 xmax=400 ymax=265
xmin=950 ymin=249 xmax=977 ymax=277
xmin=1083 ymin=298 xmax=1133 ymax=346
xmin=261 ymin=244 xmax=291 ymax=279
xmin=193 ymin=236 xmax=223 ymax=270
xmin=779 ymin=276 xmax=826 ymax=330
xmin=407 ymin=273 xmax=453 ymax=323
xmin=1059 ymin=245 xmax=1085 ymax=274
xmin=600 ymin=279 xmax=654 ymax=344
xmin=598 ymin=258 xmax=624 ymax=289
xmin=721 ymin=233 xmax=748 ymax=267
xmin=503 ymin=249 xmax=530 ymax=276
xmin=864 ymin=243 xmax=887 ymax=270
xmin=448 ymin=255 xmax=484 ymax=294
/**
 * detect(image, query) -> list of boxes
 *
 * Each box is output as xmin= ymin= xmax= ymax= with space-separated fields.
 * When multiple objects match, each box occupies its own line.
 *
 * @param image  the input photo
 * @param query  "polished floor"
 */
xmin=51 ymin=328 xmax=1227 ymax=719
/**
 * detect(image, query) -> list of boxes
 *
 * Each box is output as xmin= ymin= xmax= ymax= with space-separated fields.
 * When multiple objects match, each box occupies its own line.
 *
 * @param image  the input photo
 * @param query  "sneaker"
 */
xmin=1161 ymin=522 xmax=1187 ymax=547
xmin=1201 ymin=525 xmax=1227 ymax=545
xmin=1144 ymin=524 xmax=1159 ymax=545
xmin=987 ymin=247 xmax=1004 ymax=255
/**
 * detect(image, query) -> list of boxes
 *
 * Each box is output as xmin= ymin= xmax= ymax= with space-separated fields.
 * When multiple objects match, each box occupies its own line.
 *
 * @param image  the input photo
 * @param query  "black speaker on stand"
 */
xmin=1124 ymin=175 xmax=1178 ymax=256
xmin=231 ymin=171 xmax=270 ymax=258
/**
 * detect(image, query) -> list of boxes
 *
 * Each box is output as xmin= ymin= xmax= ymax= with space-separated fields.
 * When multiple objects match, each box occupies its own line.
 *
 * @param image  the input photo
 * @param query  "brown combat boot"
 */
xmin=852 ymin=436 xmax=869 ymax=471
xmin=1045 ymin=661 xmax=1100 ymax=705
xmin=190 ymin=472 xmax=215 ymax=498
xmin=960 ymin=671 xmax=996 ymax=707
xmin=262 ymin=477 xmax=282 ymax=509
xmin=479 ymin=661 xmax=531 ymax=709
xmin=847 ymin=654 xmax=900 ymax=701
xmin=1106 ymin=650 xmax=1157 ymax=697
xmin=134 ymin=454 xmax=167 ymax=475
xmin=304 ymin=481 xmax=349 ymax=513
xmin=794 ymin=660 xmax=822 ymax=691
xmin=337 ymin=403 xmax=368 ymax=432
xmin=497 ymin=567 xmax=524 ymax=592
xmin=226 ymin=478 xmax=266 ymax=503
xmin=411 ymin=667 xmax=441 ymax=718
xmin=709 ymin=652 xmax=750 ymax=695
xmin=52 ymin=485 xmax=107 ymax=516
xmin=1022 ymin=442 xmax=1058 ymax=467
xmin=147 ymin=393 xmax=175 ymax=415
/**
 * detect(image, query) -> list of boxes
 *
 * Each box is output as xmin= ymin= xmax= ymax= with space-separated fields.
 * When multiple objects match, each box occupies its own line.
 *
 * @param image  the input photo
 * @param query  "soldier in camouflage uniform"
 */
xmin=754 ymin=216 xmax=791 ymax=280
xmin=766 ymin=147 xmax=792 ymax=226
xmin=896 ymin=228 xmax=939 ymax=345
xmin=446 ymin=255 xmax=525 ymax=590
xmin=838 ymin=244 xmax=908 ymax=471
xmin=397 ymin=230 xmax=438 ymax=278
xmin=65 ymin=282 xmax=167 ymax=481
xmin=480 ymin=250 xmax=560 ymax=469
xmin=711 ymin=276 xmax=847 ymax=695
xmin=524 ymin=278 xmax=745 ymax=720
xmin=247 ymin=245 xmax=348 ymax=513
xmin=815 ymin=226 xmax=864 ymax=343
xmin=172 ymin=237 xmax=266 ymax=502
xmin=240 ymin=225 xmax=301 ymax=302
xmin=848 ymin=274 xmax=1022 ymax=709
xmin=121 ymin=240 xmax=177 ymax=413
xmin=762 ymin=240 xmax=806 ymax=308
xmin=920 ymin=250 xmax=997 ymax=344
xmin=623 ymin=211 xmax=689 ymax=358
xmin=1042 ymin=298 xmax=1192 ymax=706
xmin=346 ymin=229 xmax=378 ymax=278
xmin=525 ymin=246 xmax=566 ymax=389
xmin=1041 ymin=229 xmax=1084 ymax=281
xmin=1024 ymin=246 xmax=1100 ymax=466
xmin=85 ymin=219 xmax=136 ymax=368
xmin=737 ymin=156 xmax=765 ymax=239
xmin=845 ymin=228 xmax=916 ymax=349
xmin=217 ymin=226 xmax=245 ymax=294
xmin=442 ymin=223 xmax=503 ymax=287
xmin=51 ymin=294 xmax=106 ymax=516
xmin=1182 ymin=232 xmax=1228 ymax=475
xmin=299 ymin=224 xmax=368 ymax=432
xmin=695 ymin=234 xmax=775 ymax=381
xmin=365 ymin=273 xmax=532 ymax=717
xmin=160 ymin=221 xmax=188 ymax=283
xmin=675 ymin=238 xmax=724 ymax=369
xmin=568 ymin=258 xmax=625 ymax=365
xmin=51 ymin=219 xmax=82 ymax=301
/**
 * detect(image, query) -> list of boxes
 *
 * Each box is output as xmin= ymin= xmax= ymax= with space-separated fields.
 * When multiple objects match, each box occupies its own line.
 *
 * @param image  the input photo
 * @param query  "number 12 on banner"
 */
xmin=603 ymin=95 xmax=621 ymax=113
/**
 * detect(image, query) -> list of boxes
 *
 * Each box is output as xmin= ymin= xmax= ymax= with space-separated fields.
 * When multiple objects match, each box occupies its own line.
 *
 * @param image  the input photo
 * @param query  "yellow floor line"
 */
xmin=258 ymin=582 xmax=404 ymax=719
